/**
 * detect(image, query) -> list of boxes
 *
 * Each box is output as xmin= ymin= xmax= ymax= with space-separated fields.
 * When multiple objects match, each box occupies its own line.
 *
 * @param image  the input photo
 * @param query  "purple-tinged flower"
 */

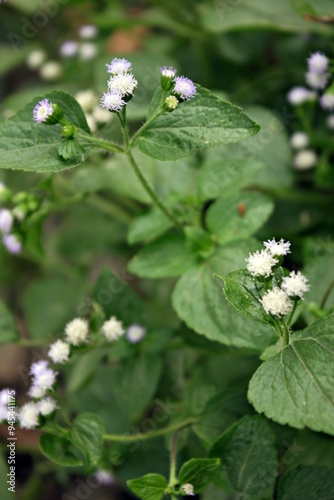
xmin=33 ymin=99 xmax=54 ymax=123
xmin=30 ymin=360 xmax=49 ymax=377
xmin=94 ymin=470 xmax=115 ymax=485
xmin=3 ymin=234 xmax=21 ymax=254
xmin=108 ymin=73 xmax=138 ymax=96
xmin=305 ymin=71 xmax=329 ymax=90
xmin=173 ymin=76 xmax=196 ymax=101
xmin=106 ymin=58 xmax=132 ymax=74
xmin=320 ymin=93 xmax=334 ymax=111
xmin=0 ymin=209 xmax=13 ymax=234
xmin=126 ymin=324 xmax=146 ymax=344
xmin=307 ymin=52 xmax=328 ymax=74
xmin=160 ymin=66 xmax=177 ymax=78
xmin=60 ymin=40 xmax=78 ymax=58
xmin=287 ymin=87 xmax=316 ymax=105
xmin=79 ymin=25 xmax=98 ymax=39
xmin=100 ymin=91 xmax=126 ymax=112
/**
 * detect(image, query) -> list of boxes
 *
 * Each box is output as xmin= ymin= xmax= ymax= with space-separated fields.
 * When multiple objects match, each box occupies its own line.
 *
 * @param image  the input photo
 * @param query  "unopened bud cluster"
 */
xmin=246 ymin=238 xmax=310 ymax=318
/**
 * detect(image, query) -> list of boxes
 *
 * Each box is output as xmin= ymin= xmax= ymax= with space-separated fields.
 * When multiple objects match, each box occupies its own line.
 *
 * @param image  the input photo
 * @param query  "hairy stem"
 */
xmin=76 ymin=130 xmax=124 ymax=154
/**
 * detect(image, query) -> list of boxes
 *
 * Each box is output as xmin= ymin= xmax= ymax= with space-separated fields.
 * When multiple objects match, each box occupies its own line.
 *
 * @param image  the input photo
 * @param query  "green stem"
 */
xmin=274 ymin=320 xmax=290 ymax=345
xmin=169 ymin=431 xmax=179 ymax=488
xmin=129 ymin=106 xmax=165 ymax=148
xmin=258 ymin=187 xmax=333 ymax=205
xmin=15 ymin=338 xmax=48 ymax=347
xmin=76 ymin=130 xmax=124 ymax=154
xmin=103 ymin=417 xmax=195 ymax=443
xmin=126 ymin=151 xmax=184 ymax=228
xmin=286 ymin=300 xmax=298 ymax=327
xmin=118 ymin=107 xmax=130 ymax=148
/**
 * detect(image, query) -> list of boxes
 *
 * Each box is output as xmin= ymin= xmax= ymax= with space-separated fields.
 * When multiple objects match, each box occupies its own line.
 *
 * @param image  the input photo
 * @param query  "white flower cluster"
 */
xmin=48 ymin=317 xmax=89 ymax=364
xmin=15 ymin=360 xmax=59 ymax=429
xmin=100 ymin=58 xmax=138 ymax=113
xmin=246 ymin=239 xmax=310 ymax=318
xmin=288 ymin=51 xmax=334 ymax=170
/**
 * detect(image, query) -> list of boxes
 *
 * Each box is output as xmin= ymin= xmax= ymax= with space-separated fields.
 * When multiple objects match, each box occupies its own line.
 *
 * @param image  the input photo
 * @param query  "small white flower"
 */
xmin=108 ymin=73 xmax=138 ymax=96
xmin=28 ymin=384 xmax=46 ymax=399
xmin=246 ymin=250 xmax=278 ymax=278
xmin=3 ymin=234 xmax=21 ymax=254
xmin=0 ymin=209 xmax=13 ymax=234
xmin=181 ymin=483 xmax=195 ymax=496
xmin=327 ymin=114 xmax=334 ymax=129
xmin=94 ymin=470 xmax=115 ymax=484
xmin=290 ymin=132 xmax=309 ymax=150
xmin=34 ymin=368 xmax=57 ymax=391
xmin=287 ymin=87 xmax=316 ymax=105
xmin=48 ymin=340 xmax=70 ymax=364
xmin=30 ymin=360 xmax=49 ymax=377
xmin=0 ymin=406 xmax=8 ymax=422
xmin=79 ymin=42 xmax=97 ymax=60
xmin=79 ymin=25 xmax=98 ymax=39
xmin=307 ymin=52 xmax=328 ymax=74
xmin=75 ymin=90 xmax=97 ymax=113
xmin=65 ymin=318 xmax=89 ymax=346
xmin=261 ymin=288 xmax=293 ymax=317
xmin=106 ymin=58 xmax=132 ymax=74
xmin=263 ymin=238 xmax=291 ymax=257
xmin=102 ymin=316 xmax=125 ymax=342
xmin=38 ymin=397 xmax=57 ymax=416
xmin=305 ymin=71 xmax=329 ymax=90
xmin=27 ymin=49 xmax=46 ymax=69
xmin=320 ymin=93 xmax=334 ymax=111
xmin=0 ymin=388 xmax=12 ymax=406
xmin=60 ymin=40 xmax=78 ymax=58
xmin=39 ymin=61 xmax=62 ymax=81
xmin=293 ymin=150 xmax=317 ymax=171
xmin=19 ymin=402 xmax=40 ymax=429
xmin=100 ymin=91 xmax=126 ymax=112
xmin=281 ymin=271 xmax=310 ymax=299
xmin=160 ymin=65 xmax=177 ymax=78
xmin=126 ymin=324 xmax=146 ymax=344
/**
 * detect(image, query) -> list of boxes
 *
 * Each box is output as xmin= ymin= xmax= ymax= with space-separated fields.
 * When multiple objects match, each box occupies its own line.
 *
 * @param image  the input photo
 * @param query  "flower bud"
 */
xmin=164 ymin=95 xmax=179 ymax=111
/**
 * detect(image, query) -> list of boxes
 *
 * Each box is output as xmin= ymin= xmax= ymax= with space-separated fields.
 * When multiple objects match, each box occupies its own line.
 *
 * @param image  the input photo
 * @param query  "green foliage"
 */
xmin=39 ymin=434 xmax=82 ymax=467
xmin=178 ymin=458 xmax=220 ymax=493
xmin=277 ymin=465 xmax=334 ymax=499
xmin=70 ymin=413 xmax=105 ymax=471
xmin=127 ymin=474 xmax=168 ymax=500
xmin=0 ymin=300 xmax=19 ymax=344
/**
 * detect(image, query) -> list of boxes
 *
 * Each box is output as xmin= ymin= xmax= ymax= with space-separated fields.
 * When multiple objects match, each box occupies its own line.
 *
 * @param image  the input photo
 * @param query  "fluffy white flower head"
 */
xmin=94 ymin=470 xmax=115 ymax=485
xmin=102 ymin=316 xmax=125 ymax=342
xmin=290 ymin=132 xmax=309 ymax=150
xmin=65 ymin=318 xmax=89 ymax=346
xmin=79 ymin=42 xmax=97 ymax=60
xmin=100 ymin=91 xmax=125 ymax=112
xmin=19 ymin=402 xmax=40 ymax=429
xmin=39 ymin=61 xmax=62 ymax=81
xmin=307 ymin=52 xmax=328 ymax=74
xmin=28 ymin=384 xmax=46 ymax=399
xmin=261 ymin=288 xmax=293 ymax=317
xmin=182 ymin=483 xmax=195 ymax=496
xmin=246 ymin=250 xmax=278 ymax=278
xmin=38 ymin=397 xmax=57 ymax=416
xmin=320 ymin=93 xmax=334 ymax=111
xmin=263 ymin=238 xmax=291 ymax=257
xmin=327 ymin=114 xmax=334 ymax=129
xmin=281 ymin=271 xmax=310 ymax=299
xmin=30 ymin=360 xmax=49 ymax=377
xmin=48 ymin=340 xmax=70 ymax=364
xmin=108 ymin=73 xmax=138 ymax=96
xmin=287 ymin=87 xmax=316 ymax=105
xmin=3 ymin=234 xmax=22 ymax=254
xmin=79 ymin=25 xmax=98 ymax=39
xmin=305 ymin=71 xmax=329 ymax=90
xmin=60 ymin=40 xmax=78 ymax=58
xmin=0 ymin=406 xmax=8 ymax=422
xmin=0 ymin=209 xmax=13 ymax=234
xmin=34 ymin=368 xmax=57 ymax=391
xmin=106 ymin=58 xmax=132 ymax=74
xmin=293 ymin=150 xmax=317 ymax=171
xmin=126 ymin=324 xmax=146 ymax=344
xmin=0 ymin=388 xmax=12 ymax=406
xmin=27 ymin=50 xmax=46 ymax=69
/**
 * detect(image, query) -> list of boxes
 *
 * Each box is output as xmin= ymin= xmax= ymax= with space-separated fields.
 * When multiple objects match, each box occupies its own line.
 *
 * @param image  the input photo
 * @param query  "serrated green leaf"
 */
xmin=128 ymin=208 xmax=173 ymax=244
xmin=0 ymin=90 xmax=90 ymax=172
xmin=222 ymin=269 xmax=276 ymax=326
xmin=128 ymin=231 xmax=198 ymax=279
xmin=248 ymin=314 xmax=334 ymax=436
xmin=179 ymin=458 xmax=220 ymax=492
xmin=111 ymin=353 xmax=162 ymax=421
xmin=127 ymin=473 xmax=168 ymax=500
xmin=39 ymin=434 xmax=82 ymax=467
xmin=0 ymin=301 xmax=19 ymax=344
xmin=210 ymin=416 xmax=278 ymax=496
xmin=138 ymin=86 xmax=260 ymax=161
xmin=277 ymin=465 xmax=334 ymax=500
xmin=70 ymin=413 xmax=104 ymax=471
xmin=172 ymin=240 xmax=276 ymax=351
xmin=206 ymin=191 xmax=273 ymax=244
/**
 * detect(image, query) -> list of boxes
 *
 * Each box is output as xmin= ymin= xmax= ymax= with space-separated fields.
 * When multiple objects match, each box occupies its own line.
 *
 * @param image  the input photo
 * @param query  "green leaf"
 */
xmin=210 ymin=416 xmax=278 ymax=496
xmin=206 ymin=191 xmax=273 ymax=244
xmin=179 ymin=458 xmax=220 ymax=493
xmin=111 ymin=352 xmax=162 ymax=421
xmin=222 ymin=269 xmax=276 ymax=326
xmin=127 ymin=473 xmax=168 ymax=500
xmin=128 ymin=208 xmax=173 ymax=244
xmin=172 ymin=240 xmax=276 ymax=351
xmin=0 ymin=91 xmax=90 ymax=172
xmin=39 ymin=434 xmax=82 ymax=467
xmin=248 ymin=314 xmax=334 ymax=436
xmin=0 ymin=301 xmax=19 ymax=344
xmin=277 ymin=465 xmax=334 ymax=500
xmin=70 ymin=413 xmax=104 ymax=471
xmin=67 ymin=349 xmax=109 ymax=393
xmin=128 ymin=231 xmax=198 ymax=279
xmin=138 ymin=86 xmax=260 ymax=161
